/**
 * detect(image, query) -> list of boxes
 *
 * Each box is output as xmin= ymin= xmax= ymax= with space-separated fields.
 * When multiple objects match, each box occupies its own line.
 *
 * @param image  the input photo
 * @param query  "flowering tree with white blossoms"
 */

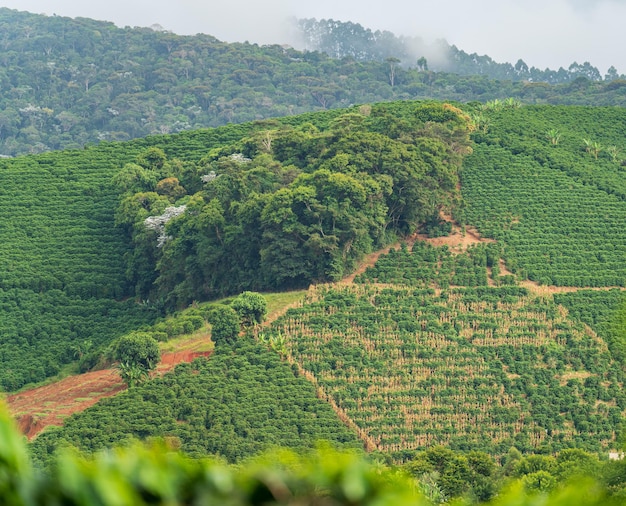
xmin=144 ymin=205 xmax=186 ymax=247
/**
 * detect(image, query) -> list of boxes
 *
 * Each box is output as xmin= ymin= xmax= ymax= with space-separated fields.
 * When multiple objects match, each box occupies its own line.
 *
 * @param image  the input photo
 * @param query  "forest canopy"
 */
xmin=1 ymin=8 xmax=626 ymax=157
xmin=113 ymin=102 xmax=472 ymax=307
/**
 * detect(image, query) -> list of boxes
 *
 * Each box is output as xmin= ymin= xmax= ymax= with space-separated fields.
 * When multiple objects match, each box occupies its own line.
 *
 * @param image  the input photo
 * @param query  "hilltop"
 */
xmin=2 ymin=8 xmax=626 ymax=157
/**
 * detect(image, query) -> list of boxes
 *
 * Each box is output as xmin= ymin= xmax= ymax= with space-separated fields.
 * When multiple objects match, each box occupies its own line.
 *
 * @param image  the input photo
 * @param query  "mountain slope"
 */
xmin=2 ymin=8 xmax=626 ymax=156
xmin=462 ymin=105 xmax=626 ymax=289
xmin=269 ymin=278 xmax=625 ymax=457
xmin=29 ymin=338 xmax=362 ymax=467
xmin=5 ymin=101 xmax=626 ymax=468
xmin=0 ymin=119 xmax=296 ymax=391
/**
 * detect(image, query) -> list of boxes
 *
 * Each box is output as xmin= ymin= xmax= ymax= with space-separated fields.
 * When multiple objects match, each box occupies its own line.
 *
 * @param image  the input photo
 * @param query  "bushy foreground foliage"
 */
xmin=6 ymin=405 xmax=428 ymax=506
xmin=0 ymin=402 xmax=625 ymax=504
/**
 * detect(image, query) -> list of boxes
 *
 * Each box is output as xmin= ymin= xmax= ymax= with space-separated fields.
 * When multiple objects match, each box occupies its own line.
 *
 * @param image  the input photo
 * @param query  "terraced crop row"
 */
xmin=267 ymin=284 xmax=625 ymax=457
xmin=462 ymin=106 xmax=626 ymax=287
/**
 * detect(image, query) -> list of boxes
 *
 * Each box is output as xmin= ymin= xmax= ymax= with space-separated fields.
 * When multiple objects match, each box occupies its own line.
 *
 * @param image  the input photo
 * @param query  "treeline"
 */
xmin=297 ymin=18 xmax=618 ymax=83
xmin=115 ymin=102 xmax=472 ymax=307
xmin=3 ymin=8 xmax=626 ymax=156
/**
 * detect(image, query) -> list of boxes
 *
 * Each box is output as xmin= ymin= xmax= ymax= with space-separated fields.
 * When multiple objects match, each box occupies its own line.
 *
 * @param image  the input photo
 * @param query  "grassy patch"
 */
xmin=263 ymin=290 xmax=309 ymax=321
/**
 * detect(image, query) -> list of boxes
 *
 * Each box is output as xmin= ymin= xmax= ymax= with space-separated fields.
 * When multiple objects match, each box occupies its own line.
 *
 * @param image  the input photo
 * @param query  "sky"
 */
xmin=0 ymin=0 xmax=624 ymax=75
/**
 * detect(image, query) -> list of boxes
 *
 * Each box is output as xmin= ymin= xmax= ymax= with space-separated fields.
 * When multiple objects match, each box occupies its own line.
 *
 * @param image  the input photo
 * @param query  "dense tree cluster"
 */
xmin=115 ymin=102 xmax=472 ymax=307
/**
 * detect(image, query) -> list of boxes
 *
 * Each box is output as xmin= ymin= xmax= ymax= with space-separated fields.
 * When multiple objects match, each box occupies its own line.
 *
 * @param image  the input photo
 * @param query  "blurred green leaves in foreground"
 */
xmin=1 ymin=402 xmax=623 ymax=505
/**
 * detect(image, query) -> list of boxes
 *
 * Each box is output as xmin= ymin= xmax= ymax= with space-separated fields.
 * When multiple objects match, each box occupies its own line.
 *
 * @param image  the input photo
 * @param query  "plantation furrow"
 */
xmin=267 ymin=283 xmax=626 ymax=457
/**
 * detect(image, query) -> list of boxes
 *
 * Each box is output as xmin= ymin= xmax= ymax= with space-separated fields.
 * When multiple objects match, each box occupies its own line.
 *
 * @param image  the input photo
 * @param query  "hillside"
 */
xmin=0 ymin=111 xmax=342 ymax=391
xmin=0 ymin=100 xmax=470 ymax=391
xmin=270 ymin=271 xmax=625 ymax=458
xmin=29 ymin=338 xmax=362 ymax=468
xmin=0 ymin=99 xmax=625 ymax=502
xmin=23 ymin=225 xmax=626 ymax=482
xmin=13 ymin=102 xmax=626 ymax=459
xmin=464 ymin=106 xmax=626 ymax=273
xmin=3 ymin=8 xmax=626 ymax=157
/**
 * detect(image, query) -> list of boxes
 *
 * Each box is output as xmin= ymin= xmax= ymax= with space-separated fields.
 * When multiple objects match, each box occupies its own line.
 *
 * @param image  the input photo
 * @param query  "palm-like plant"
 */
xmin=257 ymin=331 xmax=288 ymax=358
xmin=607 ymin=145 xmax=621 ymax=163
xmin=117 ymin=362 xmax=149 ymax=387
xmin=504 ymin=97 xmax=522 ymax=108
xmin=546 ymin=129 xmax=561 ymax=146
xmin=582 ymin=138 xmax=602 ymax=159
xmin=471 ymin=113 xmax=490 ymax=133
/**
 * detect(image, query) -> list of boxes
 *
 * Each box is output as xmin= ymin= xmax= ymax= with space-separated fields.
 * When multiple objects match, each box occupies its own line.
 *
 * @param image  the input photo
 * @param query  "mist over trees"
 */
xmin=295 ymin=18 xmax=617 ymax=84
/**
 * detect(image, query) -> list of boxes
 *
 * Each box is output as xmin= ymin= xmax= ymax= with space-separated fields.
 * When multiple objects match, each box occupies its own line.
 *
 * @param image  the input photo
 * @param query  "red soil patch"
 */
xmin=158 ymin=350 xmax=211 ymax=369
xmin=414 ymin=213 xmax=495 ymax=253
xmin=6 ymin=350 xmax=211 ymax=439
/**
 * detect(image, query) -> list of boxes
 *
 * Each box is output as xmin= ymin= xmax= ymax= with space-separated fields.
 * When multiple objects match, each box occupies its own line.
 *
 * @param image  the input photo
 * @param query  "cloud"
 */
xmin=292 ymin=0 xmax=626 ymax=73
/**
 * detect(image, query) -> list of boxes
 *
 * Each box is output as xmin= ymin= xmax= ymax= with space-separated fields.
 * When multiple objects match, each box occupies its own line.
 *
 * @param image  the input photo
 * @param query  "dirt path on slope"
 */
xmin=340 ymin=243 xmax=404 ymax=284
xmin=496 ymin=260 xmax=626 ymax=296
xmin=7 ymin=350 xmax=211 ymax=439
xmin=341 ymin=218 xmax=496 ymax=285
xmin=414 ymin=216 xmax=495 ymax=254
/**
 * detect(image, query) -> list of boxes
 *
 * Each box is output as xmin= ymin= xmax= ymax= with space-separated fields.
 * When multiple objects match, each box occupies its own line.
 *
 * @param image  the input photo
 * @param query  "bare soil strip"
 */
xmin=7 ymin=350 xmax=211 ymax=439
xmin=497 ymin=260 xmax=626 ymax=296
